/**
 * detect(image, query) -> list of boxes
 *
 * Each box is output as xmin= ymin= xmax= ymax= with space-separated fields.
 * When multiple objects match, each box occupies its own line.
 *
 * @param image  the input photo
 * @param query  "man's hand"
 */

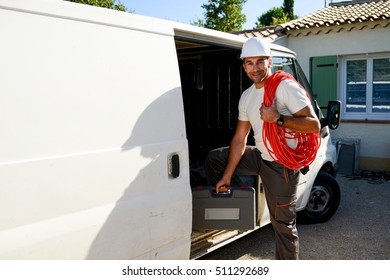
xmin=215 ymin=176 xmax=231 ymax=193
xmin=260 ymin=102 xmax=279 ymax=123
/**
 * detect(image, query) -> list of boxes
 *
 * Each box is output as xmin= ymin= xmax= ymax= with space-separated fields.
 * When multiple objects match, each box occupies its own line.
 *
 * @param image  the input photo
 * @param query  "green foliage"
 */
xmin=282 ymin=0 xmax=295 ymax=19
xmin=194 ymin=0 xmax=247 ymax=32
xmin=190 ymin=18 xmax=205 ymax=28
xmin=255 ymin=7 xmax=284 ymax=28
xmin=65 ymin=0 xmax=128 ymax=12
xmin=255 ymin=0 xmax=298 ymax=28
xmin=271 ymin=13 xmax=292 ymax=26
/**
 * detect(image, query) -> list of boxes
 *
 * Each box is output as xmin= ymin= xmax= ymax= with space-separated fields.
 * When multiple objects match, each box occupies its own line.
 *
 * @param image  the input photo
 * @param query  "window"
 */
xmin=342 ymin=55 xmax=390 ymax=120
xmin=272 ymin=56 xmax=296 ymax=76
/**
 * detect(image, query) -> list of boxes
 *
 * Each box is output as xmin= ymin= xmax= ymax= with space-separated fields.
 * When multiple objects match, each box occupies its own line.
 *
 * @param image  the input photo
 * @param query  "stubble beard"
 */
xmin=253 ymin=71 xmax=269 ymax=88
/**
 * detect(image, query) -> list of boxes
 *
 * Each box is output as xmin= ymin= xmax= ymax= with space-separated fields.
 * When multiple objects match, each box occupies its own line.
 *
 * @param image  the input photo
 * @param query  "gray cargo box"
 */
xmin=192 ymin=186 xmax=256 ymax=230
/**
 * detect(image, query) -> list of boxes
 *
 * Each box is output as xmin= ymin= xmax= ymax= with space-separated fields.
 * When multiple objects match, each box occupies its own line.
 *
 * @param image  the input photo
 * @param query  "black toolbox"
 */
xmin=191 ymin=186 xmax=256 ymax=230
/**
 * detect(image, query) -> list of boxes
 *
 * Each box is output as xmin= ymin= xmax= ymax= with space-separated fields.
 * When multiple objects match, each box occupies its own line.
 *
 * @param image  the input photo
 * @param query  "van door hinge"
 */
xmin=168 ymin=154 xmax=180 ymax=178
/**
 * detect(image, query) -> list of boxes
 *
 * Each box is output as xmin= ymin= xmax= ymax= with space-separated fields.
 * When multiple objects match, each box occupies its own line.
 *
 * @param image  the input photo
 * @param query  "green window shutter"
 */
xmin=310 ymin=56 xmax=337 ymax=116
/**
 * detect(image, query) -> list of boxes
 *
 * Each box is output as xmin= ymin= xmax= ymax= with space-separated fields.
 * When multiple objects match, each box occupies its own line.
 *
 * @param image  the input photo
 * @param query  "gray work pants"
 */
xmin=205 ymin=146 xmax=300 ymax=260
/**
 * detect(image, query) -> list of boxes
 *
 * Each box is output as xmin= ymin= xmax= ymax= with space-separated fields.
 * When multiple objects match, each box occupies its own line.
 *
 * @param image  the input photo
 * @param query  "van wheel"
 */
xmin=297 ymin=171 xmax=340 ymax=224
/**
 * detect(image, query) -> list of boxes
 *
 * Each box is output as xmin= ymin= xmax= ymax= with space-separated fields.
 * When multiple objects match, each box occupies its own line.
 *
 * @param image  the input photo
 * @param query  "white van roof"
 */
xmin=1 ymin=0 xmax=295 ymax=56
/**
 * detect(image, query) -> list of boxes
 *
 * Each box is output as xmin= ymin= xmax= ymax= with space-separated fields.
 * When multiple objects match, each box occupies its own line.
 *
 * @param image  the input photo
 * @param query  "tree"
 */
xmin=65 ymin=0 xmax=128 ymax=12
xmin=283 ymin=0 xmax=295 ymax=20
xmin=255 ymin=0 xmax=298 ymax=28
xmin=255 ymin=7 xmax=285 ymax=27
xmin=193 ymin=0 xmax=247 ymax=32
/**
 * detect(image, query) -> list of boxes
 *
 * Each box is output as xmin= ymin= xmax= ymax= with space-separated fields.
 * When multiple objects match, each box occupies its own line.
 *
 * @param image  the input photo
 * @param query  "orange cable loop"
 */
xmin=262 ymin=71 xmax=320 ymax=170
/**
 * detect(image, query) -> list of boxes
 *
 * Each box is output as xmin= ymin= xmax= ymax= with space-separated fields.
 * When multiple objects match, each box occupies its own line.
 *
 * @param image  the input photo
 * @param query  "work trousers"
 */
xmin=205 ymin=146 xmax=300 ymax=260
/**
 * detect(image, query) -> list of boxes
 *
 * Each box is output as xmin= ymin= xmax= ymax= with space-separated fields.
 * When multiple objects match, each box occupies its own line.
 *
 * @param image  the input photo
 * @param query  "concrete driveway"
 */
xmin=201 ymin=173 xmax=390 ymax=260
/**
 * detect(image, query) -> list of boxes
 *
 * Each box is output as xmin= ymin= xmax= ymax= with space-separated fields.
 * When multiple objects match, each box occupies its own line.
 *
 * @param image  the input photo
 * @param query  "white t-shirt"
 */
xmin=238 ymin=79 xmax=311 ymax=161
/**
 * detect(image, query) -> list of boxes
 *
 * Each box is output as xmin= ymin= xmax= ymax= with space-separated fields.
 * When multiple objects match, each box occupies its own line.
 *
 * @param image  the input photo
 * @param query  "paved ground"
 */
xmin=201 ymin=172 xmax=390 ymax=260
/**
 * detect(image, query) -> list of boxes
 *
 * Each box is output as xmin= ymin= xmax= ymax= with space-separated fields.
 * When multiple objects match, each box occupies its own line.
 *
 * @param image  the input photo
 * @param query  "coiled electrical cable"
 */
xmin=262 ymin=71 xmax=320 ymax=170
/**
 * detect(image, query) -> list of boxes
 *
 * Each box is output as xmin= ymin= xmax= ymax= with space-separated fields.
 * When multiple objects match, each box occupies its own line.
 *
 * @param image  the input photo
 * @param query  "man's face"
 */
xmin=242 ymin=56 xmax=272 ymax=85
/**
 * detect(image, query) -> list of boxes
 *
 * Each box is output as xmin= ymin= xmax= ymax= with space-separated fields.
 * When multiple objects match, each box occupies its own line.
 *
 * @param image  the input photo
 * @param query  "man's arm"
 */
xmin=216 ymin=120 xmax=251 ymax=193
xmin=260 ymin=102 xmax=320 ymax=133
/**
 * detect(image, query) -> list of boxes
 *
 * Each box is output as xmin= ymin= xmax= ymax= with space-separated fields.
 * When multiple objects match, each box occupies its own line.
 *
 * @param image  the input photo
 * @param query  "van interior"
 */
xmin=176 ymin=39 xmax=251 ymax=182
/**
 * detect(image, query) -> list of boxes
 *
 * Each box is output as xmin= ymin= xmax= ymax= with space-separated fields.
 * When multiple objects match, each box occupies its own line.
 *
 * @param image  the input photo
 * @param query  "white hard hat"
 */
xmin=240 ymin=37 xmax=271 ymax=59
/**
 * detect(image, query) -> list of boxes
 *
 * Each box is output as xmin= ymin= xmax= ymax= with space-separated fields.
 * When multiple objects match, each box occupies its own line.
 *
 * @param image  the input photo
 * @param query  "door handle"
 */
xmin=168 ymin=154 xmax=180 ymax=178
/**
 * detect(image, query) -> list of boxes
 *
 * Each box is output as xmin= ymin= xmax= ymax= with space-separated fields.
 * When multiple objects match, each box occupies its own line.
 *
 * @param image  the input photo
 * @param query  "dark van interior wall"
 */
xmin=176 ymin=42 xmax=253 ymax=186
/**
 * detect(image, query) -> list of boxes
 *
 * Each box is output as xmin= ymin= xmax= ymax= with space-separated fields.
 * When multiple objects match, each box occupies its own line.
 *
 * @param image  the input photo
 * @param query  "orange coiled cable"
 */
xmin=262 ymin=71 xmax=320 ymax=170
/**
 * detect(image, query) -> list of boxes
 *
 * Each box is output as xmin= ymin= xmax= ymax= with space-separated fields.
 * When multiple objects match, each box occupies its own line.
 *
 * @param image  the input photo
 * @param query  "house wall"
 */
xmin=274 ymin=21 xmax=390 ymax=171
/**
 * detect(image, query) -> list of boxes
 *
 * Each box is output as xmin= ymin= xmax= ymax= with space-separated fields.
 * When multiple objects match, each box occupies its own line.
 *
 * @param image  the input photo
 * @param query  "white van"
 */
xmin=0 ymin=0 xmax=341 ymax=259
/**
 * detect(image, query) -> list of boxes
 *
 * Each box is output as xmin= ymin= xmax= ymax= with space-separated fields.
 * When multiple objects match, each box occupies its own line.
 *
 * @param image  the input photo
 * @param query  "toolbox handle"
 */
xmin=211 ymin=187 xmax=232 ymax=197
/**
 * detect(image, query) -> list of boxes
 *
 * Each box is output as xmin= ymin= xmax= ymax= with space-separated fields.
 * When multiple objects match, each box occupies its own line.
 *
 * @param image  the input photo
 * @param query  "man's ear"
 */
xmin=268 ymin=57 xmax=273 ymax=67
xmin=242 ymin=60 xmax=247 ymax=72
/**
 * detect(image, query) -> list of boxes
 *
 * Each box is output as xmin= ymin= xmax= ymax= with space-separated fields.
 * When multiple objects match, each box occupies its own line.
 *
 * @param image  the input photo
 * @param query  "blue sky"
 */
xmin=120 ymin=0 xmax=336 ymax=29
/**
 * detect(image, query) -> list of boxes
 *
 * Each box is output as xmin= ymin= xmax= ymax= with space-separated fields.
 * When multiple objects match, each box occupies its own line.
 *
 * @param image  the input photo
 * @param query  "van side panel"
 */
xmin=0 ymin=2 xmax=191 ymax=259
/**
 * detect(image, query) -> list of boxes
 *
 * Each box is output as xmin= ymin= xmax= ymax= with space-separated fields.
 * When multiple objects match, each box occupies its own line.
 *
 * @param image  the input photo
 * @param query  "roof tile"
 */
xmin=281 ymin=0 xmax=390 ymax=30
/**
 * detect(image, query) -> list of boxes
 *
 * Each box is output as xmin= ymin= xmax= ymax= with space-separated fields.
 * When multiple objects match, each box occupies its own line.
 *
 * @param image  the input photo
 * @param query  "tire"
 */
xmin=297 ymin=171 xmax=341 ymax=224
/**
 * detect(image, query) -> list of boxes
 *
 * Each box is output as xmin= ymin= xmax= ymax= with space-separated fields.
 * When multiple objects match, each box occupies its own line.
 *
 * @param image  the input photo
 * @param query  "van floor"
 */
xmin=190 ymin=229 xmax=240 ymax=259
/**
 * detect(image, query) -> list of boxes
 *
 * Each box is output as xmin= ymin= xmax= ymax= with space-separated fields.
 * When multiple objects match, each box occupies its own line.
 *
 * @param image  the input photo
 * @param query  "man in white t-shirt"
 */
xmin=205 ymin=37 xmax=320 ymax=260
